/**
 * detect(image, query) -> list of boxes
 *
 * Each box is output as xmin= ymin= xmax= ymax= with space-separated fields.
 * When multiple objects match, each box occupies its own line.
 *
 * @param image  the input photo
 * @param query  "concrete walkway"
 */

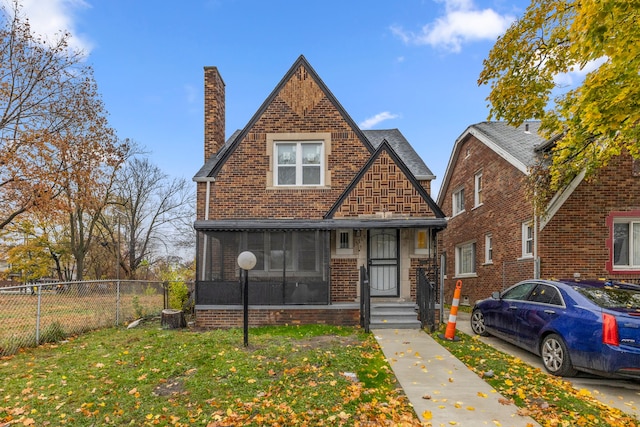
xmin=374 ymin=327 xmax=540 ymax=426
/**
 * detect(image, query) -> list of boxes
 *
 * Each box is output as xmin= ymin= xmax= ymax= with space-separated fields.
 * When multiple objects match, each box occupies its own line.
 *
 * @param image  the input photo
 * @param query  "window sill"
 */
xmin=267 ymin=185 xmax=331 ymax=191
xmin=472 ymin=203 xmax=484 ymax=211
xmin=482 ymin=262 xmax=493 ymax=266
xmin=518 ymin=255 xmax=534 ymax=261
xmin=454 ymin=273 xmax=478 ymax=279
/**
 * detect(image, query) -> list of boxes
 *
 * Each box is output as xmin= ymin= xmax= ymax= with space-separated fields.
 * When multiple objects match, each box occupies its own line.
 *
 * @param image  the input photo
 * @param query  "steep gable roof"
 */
xmin=437 ymin=121 xmax=547 ymax=205
xmin=362 ymin=129 xmax=435 ymax=180
xmin=326 ymin=139 xmax=445 ymax=219
xmin=193 ymin=55 xmax=374 ymax=181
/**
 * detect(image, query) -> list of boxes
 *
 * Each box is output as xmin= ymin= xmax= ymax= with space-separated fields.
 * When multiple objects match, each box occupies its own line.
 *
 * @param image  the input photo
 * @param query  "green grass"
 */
xmin=0 ymin=321 xmax=421 ymax=426
xmin=433 ymin=326 xmax=639 ymax=427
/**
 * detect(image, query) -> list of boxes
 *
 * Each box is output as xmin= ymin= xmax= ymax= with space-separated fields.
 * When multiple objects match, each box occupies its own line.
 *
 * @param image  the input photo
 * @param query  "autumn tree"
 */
xmin=103 ymin=157 xmax=194 ymax=279
xmin=0 ymin=1 xmax=105 ymax=229
xmin=478 ymin=0 xmax=639 ymax=193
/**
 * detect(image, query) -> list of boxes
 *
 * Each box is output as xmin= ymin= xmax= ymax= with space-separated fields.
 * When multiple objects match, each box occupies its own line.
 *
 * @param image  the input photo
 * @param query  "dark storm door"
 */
xmin=368 ymin=229 xmax=399 ymax=297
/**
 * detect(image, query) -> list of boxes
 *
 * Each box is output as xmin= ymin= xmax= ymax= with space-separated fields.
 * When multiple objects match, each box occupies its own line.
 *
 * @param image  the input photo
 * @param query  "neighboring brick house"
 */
xmin=437 ymin=121 xmax=640 ymax=305
xmin=193 ymin=56 xmax=446 ymax=329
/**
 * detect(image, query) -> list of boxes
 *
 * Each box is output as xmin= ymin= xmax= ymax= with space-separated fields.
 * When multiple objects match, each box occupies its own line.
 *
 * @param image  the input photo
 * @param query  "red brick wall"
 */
xmin=330 ymin=258 xmax=359 ymax=302
xmin=195 ymin=307 xmax=360 ymax=328
xmin=204 ymin=67 xmax=225 ymax=161
xmin=539 ymin=153 xmax=640 ymax=282
xmin=438 ymin=134 xmax=533 ymax=304
xmin=204 ymin=65 xmax=372 ymax=221
xmin=334 ymin=151 xmax=437 ymax=218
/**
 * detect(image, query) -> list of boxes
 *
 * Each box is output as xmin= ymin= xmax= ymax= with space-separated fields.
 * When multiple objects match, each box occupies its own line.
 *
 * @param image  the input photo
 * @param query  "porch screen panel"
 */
xmin=196 ymin=230 xmax=329 ymax=305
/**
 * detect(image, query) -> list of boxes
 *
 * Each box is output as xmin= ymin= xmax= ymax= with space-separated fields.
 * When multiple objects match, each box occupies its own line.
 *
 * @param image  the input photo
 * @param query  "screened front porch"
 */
xmin=196 ymin=230 xmax=330 ymax=305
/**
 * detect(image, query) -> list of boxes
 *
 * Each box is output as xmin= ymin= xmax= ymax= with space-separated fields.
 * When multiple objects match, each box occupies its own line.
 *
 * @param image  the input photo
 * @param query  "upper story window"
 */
xmin=276 ymin=141 xmax=323 ymax=186
xmin=267 ymin=132 xmax=331 ymax=189
xmin=522 ymin=221 xmax=533 ymax=258
xmin=474 ymin=172 xmax=483 ymax=207
xmin=452 ymin=188 xmax=465 ymax=216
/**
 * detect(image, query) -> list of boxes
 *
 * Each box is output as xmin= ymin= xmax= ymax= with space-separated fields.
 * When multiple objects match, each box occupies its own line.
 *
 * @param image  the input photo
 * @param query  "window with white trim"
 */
xmin=474 ymin=172 xmax=483 ymax=207
xmin=275 ymin=141 xmax=323 ymax=186
xmin=613 ymin=219 xmax=640 ymax=269
xmin=452 ymin=188 xmax=465 ymax=216
xmin=455 ymin=241 xmax=476 ymax=276
xmin=485 ymin=233 xmax=493 ymax=263
xmin=522 ymin=221 xmax=533 ymax=257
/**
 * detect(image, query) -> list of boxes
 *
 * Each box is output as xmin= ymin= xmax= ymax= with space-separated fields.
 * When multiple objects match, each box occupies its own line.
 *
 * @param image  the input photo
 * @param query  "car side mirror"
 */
xmin=491 ymin=291 xmax=501 ymax=299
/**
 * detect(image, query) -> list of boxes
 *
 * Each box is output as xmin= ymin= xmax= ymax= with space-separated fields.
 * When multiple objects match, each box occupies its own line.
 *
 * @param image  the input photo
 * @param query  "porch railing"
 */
xmin=417 ymin=266 xmax=437 ymax=332
xmin=359 ymin=266 xmax=370 ymax=333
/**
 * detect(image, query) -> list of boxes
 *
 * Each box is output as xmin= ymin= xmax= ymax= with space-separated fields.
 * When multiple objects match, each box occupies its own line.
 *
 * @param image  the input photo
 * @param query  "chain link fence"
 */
xmin=0 ymin=280 xmax=193 ymax=357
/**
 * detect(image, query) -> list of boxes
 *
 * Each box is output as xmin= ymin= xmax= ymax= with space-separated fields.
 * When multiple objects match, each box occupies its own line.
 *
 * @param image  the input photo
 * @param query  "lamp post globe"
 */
xmin=237 ymin=251 xmax=256 ymax=347
xmin=237 ymin=251 xmax=257 ymax=271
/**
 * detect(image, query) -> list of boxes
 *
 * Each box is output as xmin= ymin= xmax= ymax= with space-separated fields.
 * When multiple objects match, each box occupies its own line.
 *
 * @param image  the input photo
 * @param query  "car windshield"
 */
xmin=576 ymin=285 xmax=640 ymax=309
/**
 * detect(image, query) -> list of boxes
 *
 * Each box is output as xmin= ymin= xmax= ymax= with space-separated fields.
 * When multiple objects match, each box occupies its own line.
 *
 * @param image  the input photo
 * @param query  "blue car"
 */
xmin=470 ymin=279 xmax=640 ymax=378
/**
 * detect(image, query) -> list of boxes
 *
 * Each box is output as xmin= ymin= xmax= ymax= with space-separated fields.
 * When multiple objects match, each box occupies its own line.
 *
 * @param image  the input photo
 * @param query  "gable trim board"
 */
xmin=539 ymin=169 xmax=586 ymax=230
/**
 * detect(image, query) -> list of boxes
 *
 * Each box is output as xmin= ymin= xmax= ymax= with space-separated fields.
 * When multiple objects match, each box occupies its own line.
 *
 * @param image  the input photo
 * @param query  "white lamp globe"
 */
xmin=237 ymin=251 xmax=257 ymax=271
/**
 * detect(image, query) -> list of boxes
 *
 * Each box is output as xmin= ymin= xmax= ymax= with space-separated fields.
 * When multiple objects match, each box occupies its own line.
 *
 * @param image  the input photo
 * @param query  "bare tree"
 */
xmin=107 ymin=157 xmax=194 ymax=279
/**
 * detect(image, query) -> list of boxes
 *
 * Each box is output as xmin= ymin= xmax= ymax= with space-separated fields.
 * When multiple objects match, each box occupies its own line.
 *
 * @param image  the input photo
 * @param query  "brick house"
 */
xmin=193 ymin=56 xmax=446 ymax=329
xmin=437 ymin=121 xmax=640 ymax=305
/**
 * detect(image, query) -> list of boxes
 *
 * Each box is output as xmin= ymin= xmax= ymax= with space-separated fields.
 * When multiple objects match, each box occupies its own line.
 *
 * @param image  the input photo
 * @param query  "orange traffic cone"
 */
xmin=440 ymin=280 xmax=462 ymax=341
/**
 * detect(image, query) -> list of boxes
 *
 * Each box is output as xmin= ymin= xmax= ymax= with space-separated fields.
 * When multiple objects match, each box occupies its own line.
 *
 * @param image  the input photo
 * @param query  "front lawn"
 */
xmin=0 ymin=321 xmax=421 ymax=426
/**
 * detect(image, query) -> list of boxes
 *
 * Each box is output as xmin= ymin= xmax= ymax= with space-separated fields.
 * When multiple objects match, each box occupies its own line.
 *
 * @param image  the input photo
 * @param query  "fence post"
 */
xmin=36 ymin=284 xmax=42 ymax=345
xmin=116 ymin=280 xmax=121 ymax=326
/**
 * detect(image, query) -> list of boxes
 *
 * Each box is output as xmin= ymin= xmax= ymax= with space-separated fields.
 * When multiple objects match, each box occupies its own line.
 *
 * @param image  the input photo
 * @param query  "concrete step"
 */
xmin=370 ymin=302 xmax=420 ymax=329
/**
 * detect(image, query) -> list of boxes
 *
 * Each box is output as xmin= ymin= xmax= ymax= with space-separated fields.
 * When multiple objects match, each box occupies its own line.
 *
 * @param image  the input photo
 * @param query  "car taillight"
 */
xmin=602 ymin=313 xmax=620 ymax=346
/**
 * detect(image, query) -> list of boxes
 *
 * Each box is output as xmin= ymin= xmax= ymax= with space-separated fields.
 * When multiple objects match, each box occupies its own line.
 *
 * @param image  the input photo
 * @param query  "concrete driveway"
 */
xmin=454 ymin=310 xmax=640 ymax=419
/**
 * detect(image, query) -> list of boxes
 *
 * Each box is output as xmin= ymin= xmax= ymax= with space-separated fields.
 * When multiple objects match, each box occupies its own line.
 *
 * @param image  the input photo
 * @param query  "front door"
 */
xmin=368 ymin=229 xmax=399 ymax=297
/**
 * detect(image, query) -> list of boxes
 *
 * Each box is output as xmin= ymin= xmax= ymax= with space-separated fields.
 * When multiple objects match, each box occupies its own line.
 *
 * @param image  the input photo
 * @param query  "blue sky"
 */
xmin=9 ymin=0 xmax=538 ymax=198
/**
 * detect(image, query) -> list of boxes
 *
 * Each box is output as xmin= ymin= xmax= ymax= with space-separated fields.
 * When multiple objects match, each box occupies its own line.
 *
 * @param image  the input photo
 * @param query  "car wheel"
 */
xmin=541 ymin=334 xmax=578 ymax=377
xmin=470 ymin=309 xmax=489 ymax=336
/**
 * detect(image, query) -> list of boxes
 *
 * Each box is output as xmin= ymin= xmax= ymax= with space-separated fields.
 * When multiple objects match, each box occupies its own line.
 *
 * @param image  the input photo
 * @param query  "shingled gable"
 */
xmin=201 ymin=55 xmax=374 ymax=179
xmin=325 ymin=139 xmax=445 ymax=219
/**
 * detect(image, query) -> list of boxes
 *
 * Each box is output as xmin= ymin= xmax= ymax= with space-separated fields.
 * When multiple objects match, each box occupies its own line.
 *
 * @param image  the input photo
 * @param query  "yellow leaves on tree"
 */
xmin=479 ymin=0 xmax=640 ymax=193
xmin=0 ymin=1 xmax=127 ymax=244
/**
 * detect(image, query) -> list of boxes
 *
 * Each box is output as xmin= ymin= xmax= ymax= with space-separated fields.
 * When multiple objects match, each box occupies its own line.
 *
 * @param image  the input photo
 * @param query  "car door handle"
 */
xmin=508 ymin=306 xmax=518 ymax=310
xmin=544 ymin=310 xmax=556 ymax=314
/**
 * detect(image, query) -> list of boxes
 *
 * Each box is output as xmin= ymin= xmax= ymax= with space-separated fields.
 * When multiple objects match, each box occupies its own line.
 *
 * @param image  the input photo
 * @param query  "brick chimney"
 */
xmin=204 ymin=66 xmax=225 ymax=161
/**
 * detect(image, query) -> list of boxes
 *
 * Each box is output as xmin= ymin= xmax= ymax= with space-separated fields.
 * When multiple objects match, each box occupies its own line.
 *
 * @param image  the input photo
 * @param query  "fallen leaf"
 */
xmin=422 ymin=410 xmax=432 ymax=420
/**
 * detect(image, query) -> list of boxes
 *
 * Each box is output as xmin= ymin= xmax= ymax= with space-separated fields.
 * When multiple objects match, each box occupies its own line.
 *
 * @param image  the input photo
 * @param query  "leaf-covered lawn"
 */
xmin=0 ymin=322 xmax=423 ymax=426
xmin=434 ymin=330 xmax=639 ymax=427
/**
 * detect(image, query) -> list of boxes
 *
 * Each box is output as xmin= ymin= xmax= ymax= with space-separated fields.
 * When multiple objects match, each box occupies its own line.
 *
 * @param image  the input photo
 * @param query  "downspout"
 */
xmin=533 ymin=192 xmax=539 ymax=279
xmin=200 ymin=180 xmax=212 ymax=281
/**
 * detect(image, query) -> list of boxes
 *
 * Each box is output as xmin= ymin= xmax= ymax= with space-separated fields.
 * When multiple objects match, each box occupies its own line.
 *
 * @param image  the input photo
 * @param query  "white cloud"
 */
xmin=553 ymin=56 xmax=608 ymax=86
xmin=359 ymin=112 xmax=400 ymax=129
xmin=391 ymin=0 xmax=515 ymax=53
xmin=2 ymin=0 xmax=93 ymax=55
